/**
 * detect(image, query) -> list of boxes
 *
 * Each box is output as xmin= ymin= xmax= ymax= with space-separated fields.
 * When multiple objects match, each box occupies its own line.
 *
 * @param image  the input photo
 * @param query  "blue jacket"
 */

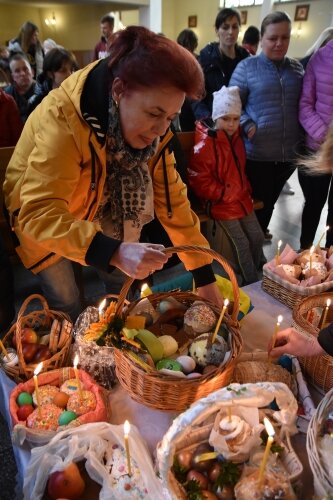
xmin=229 ymin=52 xmax=304 ymax=162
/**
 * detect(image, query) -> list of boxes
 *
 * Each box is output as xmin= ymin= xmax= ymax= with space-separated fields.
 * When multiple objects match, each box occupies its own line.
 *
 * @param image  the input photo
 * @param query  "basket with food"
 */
xmin=157 ymin=382 xmax=303 ymax=499
xmin=306 ymin=386 xmax=333 ymax=497
xmin=1 ymin=294 xmax=73 ymax=382
xmin=9 ymin=367 xmax=109 ymax=446
xmin=262 ymin=244 xmax=333 ymax=308
xmin=86 ymin=245 xmax=243 ymax=412
xmin=292 ymin=292 xmax=333 ymax=394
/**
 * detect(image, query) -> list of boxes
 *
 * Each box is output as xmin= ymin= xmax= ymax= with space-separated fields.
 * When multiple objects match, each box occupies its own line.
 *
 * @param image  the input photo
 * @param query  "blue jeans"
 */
xmin=38 ymin=258 xmax=127 ymax=321
xmin=218 ymin=212 xmax=265 ymax=285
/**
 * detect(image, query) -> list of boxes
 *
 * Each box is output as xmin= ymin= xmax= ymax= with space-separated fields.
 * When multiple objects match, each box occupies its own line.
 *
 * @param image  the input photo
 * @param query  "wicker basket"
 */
xmin=157 ymin=382 xmax=303 ymax=499
xmin=262 ymin=264 xmax=333 ymax=309
xmin=306 ymin=386 xmax=333 ymax=496
xmin=113 ymin=245 xmax=243 ymax=412
xmin=1 ymin=294 xmax=72 ymax=382
xmin=292 ymin=293 xmax=333 ymax=394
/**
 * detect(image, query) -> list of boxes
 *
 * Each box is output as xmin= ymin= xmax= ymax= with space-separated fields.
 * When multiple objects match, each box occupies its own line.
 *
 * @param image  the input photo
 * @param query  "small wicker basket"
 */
xmin=157 ymin=382 xmax=303 ymax=499
xmin=1 ymin=294 xmax=72 ymax=382
xmin=292 ymin=292 xmax=333 ymax=394
xmin=113 ymin=245 xmax=243 ymax=412
xmin=262 ymin=264 xmax=333 ymax=309
xmin=306 ymin=386 xmax=333 ymax=497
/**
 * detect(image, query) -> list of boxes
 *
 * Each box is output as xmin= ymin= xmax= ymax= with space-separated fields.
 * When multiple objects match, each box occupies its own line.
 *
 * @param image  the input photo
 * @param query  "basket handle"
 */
xmin=115 ymin=245 xmax=240 ymax=321
xmin=17 ymin=294 xmax=50 ymax=322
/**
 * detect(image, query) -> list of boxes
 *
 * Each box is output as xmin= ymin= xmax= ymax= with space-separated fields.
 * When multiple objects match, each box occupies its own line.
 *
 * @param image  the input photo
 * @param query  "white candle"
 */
xmin=321 ymin=299 xmax=331 ymax=329
xmin=33 ymin=362 xmax=43 ymax=417
xmin=275 ymin=240 xmax=282 ymax=266
xmin=309 ymin=245 xmax=315 ymax=272
xmin=258 ymin=417 xmax=275 ymax=486
xmin=124 ymin=420 xmax=132 ymax=476
xmin=317 ymin=225 xmax=329 ymax=249
xmin=98 ymin=298 xmax=106 ymax=321
xmin=212 ymin=298 xmax=229 ymax=343
xmin=73 ymin=354 xmax=83 ymax=402
xmin=269 ymin=315 xmax=283 ymax=362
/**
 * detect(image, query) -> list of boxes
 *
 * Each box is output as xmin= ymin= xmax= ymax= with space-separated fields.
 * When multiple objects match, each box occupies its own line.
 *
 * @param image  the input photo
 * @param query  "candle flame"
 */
xmin=264 ymin=417 xmax=275 ymax=437
xmin=224 ymin=298 xmax=229 ymax=307
xmin=277 ymin=315 xmax=283 ymax=324
xmin=310 ymin=245 xmax=315 ymax=256
xmin=98 ymin=298 xmax=106 ymax=315
xmin=124 ymin=420 xmax=131 ymax=436
xmin=141 ymin=283 xmax=148 ymax=293
xmin=327 ymin=299 xmax=331 ymax=307
xmin=34 ymin=362 xmax=43 ymax=376
xmin=73 ymin=354 xmax=79 ymax=369
xmin=278 ymin=240 xmax=282 ymax=249
xmin=326 ymin=225 xmax=330 ymax=231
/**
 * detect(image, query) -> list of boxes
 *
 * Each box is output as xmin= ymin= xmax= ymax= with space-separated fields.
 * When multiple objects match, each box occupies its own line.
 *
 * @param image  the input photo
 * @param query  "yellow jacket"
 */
xmin=4 ymin=60 xmax=212 ymax=275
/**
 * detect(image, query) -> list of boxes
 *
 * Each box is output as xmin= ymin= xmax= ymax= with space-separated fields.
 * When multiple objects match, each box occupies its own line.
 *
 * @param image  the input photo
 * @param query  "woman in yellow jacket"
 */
xmin=4 ymin=26 xmax=222 ymax=320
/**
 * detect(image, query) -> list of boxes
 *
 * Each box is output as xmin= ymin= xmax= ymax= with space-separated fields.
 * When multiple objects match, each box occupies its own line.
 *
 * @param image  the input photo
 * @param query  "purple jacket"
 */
xmin=299 ymin=39 xmax=333 ymax=151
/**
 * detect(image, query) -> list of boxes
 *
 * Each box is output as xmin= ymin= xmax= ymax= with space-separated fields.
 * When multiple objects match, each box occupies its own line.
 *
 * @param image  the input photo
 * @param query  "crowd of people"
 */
xmin=1 ymin=12 xmax=333 ymax=363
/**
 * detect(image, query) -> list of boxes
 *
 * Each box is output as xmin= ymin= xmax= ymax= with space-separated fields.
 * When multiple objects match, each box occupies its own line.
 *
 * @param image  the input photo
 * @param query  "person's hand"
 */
xmin=196 ymin=282 xmax=224 ymax=309
xmin=109 ymin=243 xmax=169 ymax=279
xmin=247 ymin=125 xmax=256 ymax=140
xmin=268 ymin=327 xmax=325 ymax=358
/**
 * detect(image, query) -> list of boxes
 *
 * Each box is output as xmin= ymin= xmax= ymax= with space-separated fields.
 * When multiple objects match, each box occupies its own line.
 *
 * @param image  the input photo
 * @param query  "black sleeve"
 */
xmin=85 ymin=231 xmax=121 ymax=273
xmin=191 ymin=264 xmax=216 ymax=287
xmin=318 ymin=322 xmax=333 ymax=356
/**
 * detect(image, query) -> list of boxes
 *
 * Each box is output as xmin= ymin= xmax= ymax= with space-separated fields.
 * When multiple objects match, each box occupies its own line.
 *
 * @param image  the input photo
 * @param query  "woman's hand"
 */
xmin=110 ymin=243 xmax=169 ymax=279
xmin=196 ymin=282 xmax=224 ymax=309
xmin=268 ymin=327 xmax=325 ymax=358
xmin=247 ymin=125 xmax=256 ymax=139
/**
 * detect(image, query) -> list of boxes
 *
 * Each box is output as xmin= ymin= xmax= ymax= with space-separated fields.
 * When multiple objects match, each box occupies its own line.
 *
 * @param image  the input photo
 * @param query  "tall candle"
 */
xmin=124 ymin=420 xmax=132 ymax=476
xmin=73 ymin=354 xmax=83 ymax=402
xmin=309 ymin=245 xmax=315 ymax=273
xmin=227 ymin=406 xmax=232 ymax=423
xmin=0 ymin=339 xmax=10 ymax=361
xmin=258 ymin=417 xmax=275 ymax=487
xmin=33 ymin=362 xmax=43 ymax=417
xmin=269 ymin=315 xmax=283 ymax=362
xmin=320 ymin=299 xmax=331 ymax=329
xmin=98 ymin=298 xmax=106 ymax=321
xmin=275 ymin=240 xmax=282 ymax=266
xmin=211 ymin=298 xmax=229 ymax=343
xmin=317 ymin=225 xmax=329 ymax=249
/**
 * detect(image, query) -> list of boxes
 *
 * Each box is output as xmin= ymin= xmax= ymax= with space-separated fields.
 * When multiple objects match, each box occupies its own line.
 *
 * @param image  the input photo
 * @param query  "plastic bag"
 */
xmin=23 ymin=421 xmax=165 ymax=500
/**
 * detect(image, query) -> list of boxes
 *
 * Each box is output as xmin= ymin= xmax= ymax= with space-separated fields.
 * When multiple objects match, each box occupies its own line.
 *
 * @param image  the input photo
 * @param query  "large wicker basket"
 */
xmin=262 ymin=264 xmax=333 ymax=309
xmin=157 ymin=382 xmax=303 ymax=499
xmin=292 ymin=292 xmax=333 ymax=394
xmin=306 ymin=386 xmax=333 ymax=497
xmin=1 ymin=294 xmax=72 ymax=382
xmin=113 ymin=245 xmax=243 ymax=412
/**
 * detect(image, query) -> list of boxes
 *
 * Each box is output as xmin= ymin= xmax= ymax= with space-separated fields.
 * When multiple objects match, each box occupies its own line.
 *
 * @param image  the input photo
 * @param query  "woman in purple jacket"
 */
xmin=298 ymin=39 xmax=333 ymax=249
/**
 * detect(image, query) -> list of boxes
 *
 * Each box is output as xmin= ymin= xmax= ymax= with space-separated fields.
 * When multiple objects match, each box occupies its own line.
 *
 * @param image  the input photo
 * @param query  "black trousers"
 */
xmin=298 ymin=169 xmax=333 ymax=249
xmin=246 ymin=159 xmax=295 ymax=233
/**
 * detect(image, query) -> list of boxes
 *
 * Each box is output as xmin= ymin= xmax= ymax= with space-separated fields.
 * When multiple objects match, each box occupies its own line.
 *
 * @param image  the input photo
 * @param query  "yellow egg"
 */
xmin=53 ymin=391 xmax=70 ymax=408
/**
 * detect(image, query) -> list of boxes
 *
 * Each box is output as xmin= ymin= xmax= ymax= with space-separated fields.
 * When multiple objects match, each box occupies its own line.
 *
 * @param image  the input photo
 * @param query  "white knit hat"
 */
xmin=212 ymin=86 xmax=242 ymax=121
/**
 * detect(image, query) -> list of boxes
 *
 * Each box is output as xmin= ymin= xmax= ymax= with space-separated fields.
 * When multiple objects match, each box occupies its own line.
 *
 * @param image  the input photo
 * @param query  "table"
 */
xmin=0 ymin=281 xmax=316 ymax=499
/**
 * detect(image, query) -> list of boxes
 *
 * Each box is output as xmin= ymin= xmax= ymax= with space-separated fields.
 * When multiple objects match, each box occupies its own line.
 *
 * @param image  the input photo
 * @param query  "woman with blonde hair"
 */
xmin=300 ymin=26 xmax=333 ymax=69
xmin=9 ymin=21 xmax=44 ymax=76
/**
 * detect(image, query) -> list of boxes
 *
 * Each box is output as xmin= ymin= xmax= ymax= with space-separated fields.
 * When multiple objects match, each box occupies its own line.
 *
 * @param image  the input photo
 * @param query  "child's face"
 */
xmin=215 ymin=114 xmax=240 ymax=137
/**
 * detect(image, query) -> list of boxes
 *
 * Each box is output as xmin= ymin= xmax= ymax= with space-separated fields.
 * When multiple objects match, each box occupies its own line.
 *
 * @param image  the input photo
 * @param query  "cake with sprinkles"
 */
xmin=27 ymin=403 xmax=62 ymax=431
xmin=184 ymin=301 xmax=217 ymax=336
xmin=32 ymin=384 xmax=59 ymax=406
xmin=67 ymin=390 xmax=96 ymax=416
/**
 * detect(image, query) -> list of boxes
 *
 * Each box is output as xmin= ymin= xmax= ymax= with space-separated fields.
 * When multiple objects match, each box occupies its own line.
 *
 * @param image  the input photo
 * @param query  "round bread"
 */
xmin=26 ymin=403 xmax=62 ymax=431
xmin=67 ymin=390 xmax=96 ymax=416
xmin=276 ymin=264 xmax=302 ymax=279
xmin=303 ymin=261 xmax=327 ymax=280
xmin=32 ymin=384 xmax=59 ymax=406
xmin=232 ymin=361 xmax=296 ymax=394
xmin=184 ymin=301 xmax=216 ymax=336
xmin=296 ymin=250 xmax=326 ymax=266
xmin=189 ymin=334 xmax=228 ymax=367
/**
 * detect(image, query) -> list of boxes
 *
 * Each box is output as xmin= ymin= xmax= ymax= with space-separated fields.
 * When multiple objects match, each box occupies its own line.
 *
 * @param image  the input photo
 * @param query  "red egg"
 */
xmin=17 ymin=404 xmax=34 ymax=421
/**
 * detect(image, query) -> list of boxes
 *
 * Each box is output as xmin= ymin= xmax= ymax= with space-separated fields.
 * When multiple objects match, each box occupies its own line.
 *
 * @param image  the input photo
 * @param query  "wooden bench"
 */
xmin=0 ymin=146 xmax=16 ymax=258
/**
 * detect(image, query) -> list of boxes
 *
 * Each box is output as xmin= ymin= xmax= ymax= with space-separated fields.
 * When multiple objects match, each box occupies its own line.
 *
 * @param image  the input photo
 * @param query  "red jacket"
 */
xmin=188 ymin=121 xmax=253 ymax=220
xmin=0 ymin=89 xmax=23 ymax=147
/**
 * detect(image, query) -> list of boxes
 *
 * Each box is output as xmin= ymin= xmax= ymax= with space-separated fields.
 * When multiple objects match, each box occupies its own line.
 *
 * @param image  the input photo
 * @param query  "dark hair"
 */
xmin=215 ymin=8 xmax=241 ymax=30
xmin=17 ymin=21 xmax=40 ymax=53
xmin=261 ymin=11 xmax=291 ymax=37
xmin=42 ymin=48 xmax=75 ymax=73
xmin=100 ymin=14 xmax=114 ymax=27
xmin=177 ymin=29 xmax=198 ymax=53
xmin=9 ymin=52 xmax=30 ymax=66
xmin=108 ymin=26 xmax=204 ymax=100
xmin=242 ymin=26 xmax=260 ymax=45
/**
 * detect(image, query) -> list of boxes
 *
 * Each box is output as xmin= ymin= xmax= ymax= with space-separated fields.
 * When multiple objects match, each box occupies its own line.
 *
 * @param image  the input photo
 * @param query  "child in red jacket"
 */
xmin=188 ymin=85 xmax=265 ymax=284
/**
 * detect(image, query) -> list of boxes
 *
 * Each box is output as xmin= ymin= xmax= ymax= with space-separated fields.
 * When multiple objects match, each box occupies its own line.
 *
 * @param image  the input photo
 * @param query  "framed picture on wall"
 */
xmin=188 ymin=15 xmax=197 ymax=28
xmin=240 ymin=11 xmax=248 ymax=25
xmin=294 ymin=4 xmax=310 ymax=21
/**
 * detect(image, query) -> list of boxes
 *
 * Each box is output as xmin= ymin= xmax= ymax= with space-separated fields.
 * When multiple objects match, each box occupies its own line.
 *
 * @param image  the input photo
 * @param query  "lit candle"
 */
xmin=309 ymin=245 xmax=315 ymax=273
xmin=124 ymin=420 xmax=132 ymax=476
xmin=73 ymin=354 xmax=83 ymax=402
xmin=98 ymin=298 xmax=106 ymax=321
xmin=275 ymin=240 xmax=282 ymax=266
xmin=320 ymin=298 xmax=331 ymax=329
xmin=33 ymin=362 xmax=43 ymax=417
xmin=317 ymin=225 xmax=330 ymax=249
xmin=269 ymin=315 xmax=283 ymax=362
xmin=0 ymin=339 xmax=10 ymax=361
xmin=258 ymin=417 xmax=275 ymax=487
xmin=211 ymin=298 xmax=229 ymax=344
xmin=140 ymin=283 xmax=149 ymax=298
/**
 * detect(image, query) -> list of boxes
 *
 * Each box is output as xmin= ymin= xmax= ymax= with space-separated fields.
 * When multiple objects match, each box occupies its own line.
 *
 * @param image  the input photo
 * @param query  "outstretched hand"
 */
xmin=196 ymin=282 xmax=224 ymax=309
xmin=268 ymin=327 xmax=324 ymax=359
xmin=109 ymin=242 xmax=169 ymax=280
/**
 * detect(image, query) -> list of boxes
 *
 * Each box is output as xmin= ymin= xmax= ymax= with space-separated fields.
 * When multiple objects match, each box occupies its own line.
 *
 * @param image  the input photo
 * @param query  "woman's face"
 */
xmin=31 ymin=30 xmax=39 ymax=45
xmin=50 ymin=62 xmax=73 ymax=89
xmin=114 ymin=82 xmax=185 ymax=149
xmin=216 ymin=15 xmax=240 ymax=51
xmin=261 ymin=21 xmax=291 ymax=61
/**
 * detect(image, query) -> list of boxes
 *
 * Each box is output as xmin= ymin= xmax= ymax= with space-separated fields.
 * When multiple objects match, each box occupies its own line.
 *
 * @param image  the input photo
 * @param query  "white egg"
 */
xmin=176 ymin=355 xmax=196 ymax=374
xmin=187 ymin=372 xmax=202 ymax=379
xmin=158 ymin=368 xmax=186 ymax=378
xmin=159 ymin=335 xmax=178 ymax=357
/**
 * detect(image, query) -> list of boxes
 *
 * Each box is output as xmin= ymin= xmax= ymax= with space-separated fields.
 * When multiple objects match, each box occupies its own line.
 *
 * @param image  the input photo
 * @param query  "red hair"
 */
xmin=108 ymin=26 xmax=204 ymax=100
